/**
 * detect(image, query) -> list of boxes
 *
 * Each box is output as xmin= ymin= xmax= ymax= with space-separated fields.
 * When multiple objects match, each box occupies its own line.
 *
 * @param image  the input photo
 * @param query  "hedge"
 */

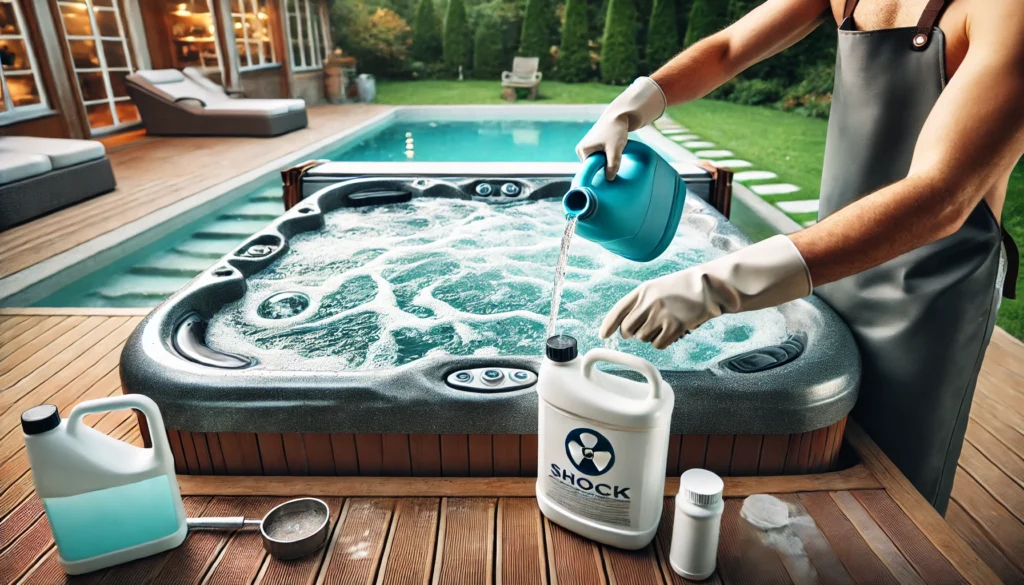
xmin=645 ymin=0 xmax=678 ymax=71
xmin=682 ymin=0 xmax=728 ymax=46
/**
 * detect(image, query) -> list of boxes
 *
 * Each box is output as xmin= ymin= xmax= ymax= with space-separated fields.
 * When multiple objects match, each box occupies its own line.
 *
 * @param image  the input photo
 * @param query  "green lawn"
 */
xmin=375 ymin=80 xmax=1024 ymax=339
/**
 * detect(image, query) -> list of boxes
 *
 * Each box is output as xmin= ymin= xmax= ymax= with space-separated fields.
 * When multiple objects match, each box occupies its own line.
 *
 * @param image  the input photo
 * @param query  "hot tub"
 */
xmin=120 ymin=162 xmax=860 ymax=478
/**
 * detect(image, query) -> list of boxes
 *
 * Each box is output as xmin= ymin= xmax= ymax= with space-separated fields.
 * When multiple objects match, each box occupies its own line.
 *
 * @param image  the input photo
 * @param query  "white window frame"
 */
xmin=236 ymin=0 xmax=277 ymax=72
xmin=0 ymin=0 xmax=50 ymax=124
xmin=283 ymin=0 xmax=321 ymax=72
xmin=58 ymin=0 xmax=137 ymax=135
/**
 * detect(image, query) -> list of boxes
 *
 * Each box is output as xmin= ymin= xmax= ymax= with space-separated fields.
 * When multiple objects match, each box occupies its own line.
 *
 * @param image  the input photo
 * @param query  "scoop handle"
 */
xmin=580 ymin=348 xmax=663 ymax=400
xmin=187 ymin=517 xmax=261 ymax=530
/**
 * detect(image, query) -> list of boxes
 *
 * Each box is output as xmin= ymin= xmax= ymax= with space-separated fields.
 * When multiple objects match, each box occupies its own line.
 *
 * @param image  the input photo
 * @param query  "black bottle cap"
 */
xmin=546 ymin=335 xmax=578 ymax=363
xmin=22 ymin=405 xmax=60 ymax=435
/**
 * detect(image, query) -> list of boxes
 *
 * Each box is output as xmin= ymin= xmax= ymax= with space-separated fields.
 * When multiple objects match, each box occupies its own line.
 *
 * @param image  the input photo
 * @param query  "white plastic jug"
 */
xmin=536 ymin=335 xmax=674 ymax=550
xmin=22 ymin=395 xmax=187 ymax=575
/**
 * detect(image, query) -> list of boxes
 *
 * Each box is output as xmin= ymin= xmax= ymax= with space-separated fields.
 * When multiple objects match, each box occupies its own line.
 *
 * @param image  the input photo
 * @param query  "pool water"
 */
xmin=205 ymin=198 xmax=788 ymax=371
xmin=327 ymin=120 xmax=593 ymax=162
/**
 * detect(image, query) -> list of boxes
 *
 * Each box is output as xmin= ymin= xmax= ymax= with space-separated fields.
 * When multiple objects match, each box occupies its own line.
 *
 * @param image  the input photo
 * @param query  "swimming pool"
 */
xmin=4 ymin=106 xmax=780 ymax=308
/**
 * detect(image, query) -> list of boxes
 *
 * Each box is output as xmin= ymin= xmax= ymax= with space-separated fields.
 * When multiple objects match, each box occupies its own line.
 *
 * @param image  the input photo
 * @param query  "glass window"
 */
xmin=235 ymin=0 xmax=276 ymax=70
xmin=58 ymin=0 xmax=136 ymax=134
xmin=284 ymin=0 xmax=322 ymax=71
xmin=164 ymin=0 xmax=222 ymax=75
xmin=0 ymin=0 xmax=49 ymax=121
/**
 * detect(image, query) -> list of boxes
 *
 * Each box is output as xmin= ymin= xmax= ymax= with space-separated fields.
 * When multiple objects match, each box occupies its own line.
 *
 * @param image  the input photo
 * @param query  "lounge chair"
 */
xmin=501 ymin=57 xmax=542 ymax=101
xmin=124 ymin=69 xmax=308 ymax=137
xmin=0 ymin=137 xmax=116 ymax=231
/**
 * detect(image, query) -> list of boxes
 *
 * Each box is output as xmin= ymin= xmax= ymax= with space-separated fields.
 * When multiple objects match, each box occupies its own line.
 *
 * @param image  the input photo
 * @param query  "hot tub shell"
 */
xmin=121 ymin=163 xmax=860 ymax=477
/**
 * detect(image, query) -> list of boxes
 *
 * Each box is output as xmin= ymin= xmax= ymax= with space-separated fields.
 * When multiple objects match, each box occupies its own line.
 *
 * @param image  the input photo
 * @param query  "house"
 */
xmin=0 ymin=0 xmax=332 ymax=140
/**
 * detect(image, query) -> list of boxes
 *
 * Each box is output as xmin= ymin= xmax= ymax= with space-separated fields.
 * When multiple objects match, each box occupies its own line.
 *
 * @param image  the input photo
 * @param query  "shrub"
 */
xmin=729 ymin=78 xmax=785 ymax=105
xmin=332 ymin=2 xmax=413 ymax=77
xmin=644 ymin=0 xmax=678 ymax=71
xmin=473 ymin=14 xmax=506 ymax=78
xmin=412 ymin=0 xmax=443 ymax=63
xmin=557 ymin=0 xmax=591 ymax=81
xmin=520 ymin=0 xmax=553 ymax=70
xmin=725 ymin=0 xmax=756 ymax=23
xmin=779 ymin=60 xmax=834 ymax=118
xmin=600 ymin=0 xmax=638 ymax=84
xmin=469 ymin=0 xmax=524 ymax=77
xmin=443 ymin=0 xmax=472 ymax=74
xmin=682 ymin=0 xmax=728 ymax=46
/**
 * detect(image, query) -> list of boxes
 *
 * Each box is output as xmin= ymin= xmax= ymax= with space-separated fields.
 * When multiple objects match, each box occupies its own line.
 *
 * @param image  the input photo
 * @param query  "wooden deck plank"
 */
xmin=0 ymin=105 xmax=390 ymax=280
xmin=316 ymin=498 xmax=394 ymax=585
xmin=253 ymin=497 xmax=343 ymax=585
xmin=432 ymin=497 xmax=496 ymax=585
xmin=0 ymin=316 xmax=86 ymax=377
xmin=958 ymin=442 xmax=1024 ymax=520
xmin=830 ymin=491 xmax=925 ymax=585
xmin=0 ymin=316 xmax=108 ymax=396
xmin=853 ymin=490 xmax=965 ymax=585
xmin=375 ymin=498 xmax=439 ymax=585
xmin=202 ymin=497 xmax=284 ymax=585
xmin=965 ymin=421 xmax=1024 ymax=488
xmin=496 ymin=498 xmax=546 ymax=585
xmin=0 ymin=494 xmax=43 ymax=551
xmin=776 ymin=494 xmax=856 ymax=585
xmin=950 ymin=471 xmax=1024 ymax=573
xmin=0 ymin=510 xmax=52 ymax=584
xmin=544 ymin=517 xmax=607 ymax=585
xmin=602 ymin=544 xmax=665 ymax=585
xmin=0 ymin=317 xmax=47 ymax=353
xmin=946 ymin=500 xmax=1024 ymax=585
xmin=797 ymin=492 xmax=898 ymax=585
xmin=0 ymin=317 xmax=69 ymax=359
xmin=716 ymin=498 xmax=792 ymax=585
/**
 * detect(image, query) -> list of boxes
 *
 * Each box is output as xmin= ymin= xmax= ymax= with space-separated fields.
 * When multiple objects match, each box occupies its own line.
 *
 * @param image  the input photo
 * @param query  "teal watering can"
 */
xmin=563 ymin=140 xmax=687 ymax=262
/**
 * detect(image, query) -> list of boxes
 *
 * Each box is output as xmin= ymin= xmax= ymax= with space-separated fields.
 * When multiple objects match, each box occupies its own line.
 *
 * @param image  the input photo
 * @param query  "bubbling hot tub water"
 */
xmin=204 ymin=197 xmax=789 ymax=371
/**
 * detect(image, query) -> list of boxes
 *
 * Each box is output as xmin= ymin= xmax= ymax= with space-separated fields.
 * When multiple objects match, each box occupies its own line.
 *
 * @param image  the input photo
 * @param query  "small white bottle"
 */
xmin=670 ymin=468 xmax=724 ymax=580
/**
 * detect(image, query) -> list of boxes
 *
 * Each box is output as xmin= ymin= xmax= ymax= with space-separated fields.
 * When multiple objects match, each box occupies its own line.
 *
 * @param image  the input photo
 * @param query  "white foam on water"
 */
xmin=205 ymin=198 xmax=790 ymax=371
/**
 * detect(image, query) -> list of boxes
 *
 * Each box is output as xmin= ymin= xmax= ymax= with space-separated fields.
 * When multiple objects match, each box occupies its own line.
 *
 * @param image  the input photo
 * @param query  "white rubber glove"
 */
xmin=600 ymin=235 xmax=813 ymax=349
xmin=576 ymin=77 xmax=667 ymax=180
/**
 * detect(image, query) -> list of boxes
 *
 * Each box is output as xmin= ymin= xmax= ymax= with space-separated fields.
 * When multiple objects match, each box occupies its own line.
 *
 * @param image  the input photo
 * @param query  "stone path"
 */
xmin=654 ymin=116 xmax=820 ymax=226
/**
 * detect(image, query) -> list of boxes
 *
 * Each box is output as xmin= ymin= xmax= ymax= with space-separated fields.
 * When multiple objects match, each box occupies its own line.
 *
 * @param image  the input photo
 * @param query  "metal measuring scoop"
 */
xmin=187 ymin=497 xmax=330 ymax=560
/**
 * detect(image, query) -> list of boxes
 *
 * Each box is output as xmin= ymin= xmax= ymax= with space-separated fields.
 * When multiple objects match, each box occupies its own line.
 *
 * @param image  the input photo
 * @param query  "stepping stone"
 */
xmin=655 ymin=119 xmax=682 ymax=128
xmin=684 ymin=141 xmax=716 ymax=148
xmin=803 ymin=219 xmax=818 ymax=227
xmin=660 ymin=128 xmax=690 ymax=135
xmin=670 ymin=134 xmax=700 ymax=142
xmin=695 ymin=150 xmax=734 ymax=158
xmin=752 ymin=183 xmax=801 ymax=196
xmin=734 ymin=170 xmax=777 ymax=182
xmin=702 ymin=159 xmax=752 ymax=168
xmin=775 ymin=199 xmax=820 ymax=214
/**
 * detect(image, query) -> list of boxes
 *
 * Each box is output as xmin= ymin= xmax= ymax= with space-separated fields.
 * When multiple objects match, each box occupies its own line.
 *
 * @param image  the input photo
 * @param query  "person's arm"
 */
xmin=791 ymin=0 xmax=1024 ymax=285
xmin=577 ymin=0 xmax=830 ymax=179
xmin=653 ymin=0 xmax=830 ymax=105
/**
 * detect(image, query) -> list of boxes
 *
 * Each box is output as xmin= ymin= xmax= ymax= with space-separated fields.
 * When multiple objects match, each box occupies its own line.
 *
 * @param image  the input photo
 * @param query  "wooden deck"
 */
xmin=0 ymin=309 xmax=1022 ymax=584
xmin=0 ymin=104 xmax=390 ymax=280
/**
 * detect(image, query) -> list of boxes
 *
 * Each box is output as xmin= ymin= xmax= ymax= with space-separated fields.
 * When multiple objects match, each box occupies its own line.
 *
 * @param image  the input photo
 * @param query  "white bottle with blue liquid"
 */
xmin=22 ymin=395 xmax=187 ymax=575
xmin=536 ymin=335 xmax=674 ymax=550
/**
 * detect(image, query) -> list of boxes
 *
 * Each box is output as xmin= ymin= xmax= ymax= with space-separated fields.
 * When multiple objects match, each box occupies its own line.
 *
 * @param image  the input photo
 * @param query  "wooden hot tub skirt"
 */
xmin=159 ymin=417 xmax=847 ymax=477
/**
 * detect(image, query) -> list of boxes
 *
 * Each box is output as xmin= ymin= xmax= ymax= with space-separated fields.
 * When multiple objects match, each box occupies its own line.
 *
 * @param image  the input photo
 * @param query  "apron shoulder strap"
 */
xmin=912 ymin=0 xmax=950 ymax=50
xmin=1002 ymin=227 xmax=1019 ymax=300
xmin=842 ymin=0 xmax=859 ymax=20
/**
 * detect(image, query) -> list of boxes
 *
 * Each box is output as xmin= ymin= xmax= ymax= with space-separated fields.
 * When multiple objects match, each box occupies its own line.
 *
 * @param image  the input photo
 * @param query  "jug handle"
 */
xmin=67 ymin=395 xmax=169 ymax=452
xmin=581 ymin=349 xmax=663 ymax=400
xmin=578 ymin=152 xmax=607 ymax=183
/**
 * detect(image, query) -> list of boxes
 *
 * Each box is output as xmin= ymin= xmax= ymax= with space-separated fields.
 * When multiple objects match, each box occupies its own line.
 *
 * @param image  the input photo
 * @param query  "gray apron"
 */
xmin=816 ymin=0 xmax=1017 ymax=514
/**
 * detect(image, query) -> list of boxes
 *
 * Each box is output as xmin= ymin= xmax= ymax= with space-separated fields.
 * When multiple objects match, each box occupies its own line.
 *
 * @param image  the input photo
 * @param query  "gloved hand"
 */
xmin=576 ymin=77 xmax=666 ymax=180
xmin=600 ymin=235 xmax=813 ymax=349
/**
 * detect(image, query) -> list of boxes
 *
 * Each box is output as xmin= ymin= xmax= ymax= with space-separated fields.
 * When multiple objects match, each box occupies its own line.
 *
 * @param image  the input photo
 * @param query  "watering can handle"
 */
xmin=580 ymin=348 xmax=663 ymax=400
xmin=67 ymin=395 xmax=170 ymax=453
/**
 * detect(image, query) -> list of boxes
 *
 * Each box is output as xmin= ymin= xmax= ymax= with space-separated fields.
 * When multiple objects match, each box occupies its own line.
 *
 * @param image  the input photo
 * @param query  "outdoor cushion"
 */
xmin=202 ymin=101 xmax=291 ymax=116
xmin=0 ymin=136 xmax=106 ymax=170
xmin=182 ymin=68 xmax=306 ymax=112
xmin=137 ymin=69 xmax=188 ymax=85
xmin=0 ymin=152 xmax=52 ymax=185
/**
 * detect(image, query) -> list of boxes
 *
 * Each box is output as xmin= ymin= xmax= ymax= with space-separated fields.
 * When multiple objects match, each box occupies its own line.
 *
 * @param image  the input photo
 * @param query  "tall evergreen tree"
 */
xmin=600 ymin=0 xmax=638 ymax=84
xmin=682 ymin=0 xmax=727 ymax=47
xmin=443 ymin=0 xmax=471 ymax=73
xmin=674 ymin=0 xmax=693 ymax=47
xmin=645 ymin=0 xmax=677 ymax=71
xmin=520 ymin=0 xmax=553 ymax=70
xmin=473 ymin=14 xmax=505 ymax=78
xmin=558 ymin=0 xmax=590 ymax=80
xmin=726 ymin=0 xmax=756 ymax=23
xmin=411 ymin=0 xmax=443 ymax=62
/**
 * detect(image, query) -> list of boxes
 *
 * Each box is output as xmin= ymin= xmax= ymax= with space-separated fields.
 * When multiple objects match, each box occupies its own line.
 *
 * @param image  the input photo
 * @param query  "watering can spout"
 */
xmin=563 ymin=140 xmax=687 ymax=263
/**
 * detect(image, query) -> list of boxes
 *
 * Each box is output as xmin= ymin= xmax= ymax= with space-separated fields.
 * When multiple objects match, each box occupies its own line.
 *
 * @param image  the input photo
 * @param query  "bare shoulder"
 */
xmin=958 ymin=0 xmax=1024 ymax=48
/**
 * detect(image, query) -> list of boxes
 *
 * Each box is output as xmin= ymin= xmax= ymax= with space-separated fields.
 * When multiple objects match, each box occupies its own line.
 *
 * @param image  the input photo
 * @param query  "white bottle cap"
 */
xmin=679 ymin=469 xmax=723 ymax=506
